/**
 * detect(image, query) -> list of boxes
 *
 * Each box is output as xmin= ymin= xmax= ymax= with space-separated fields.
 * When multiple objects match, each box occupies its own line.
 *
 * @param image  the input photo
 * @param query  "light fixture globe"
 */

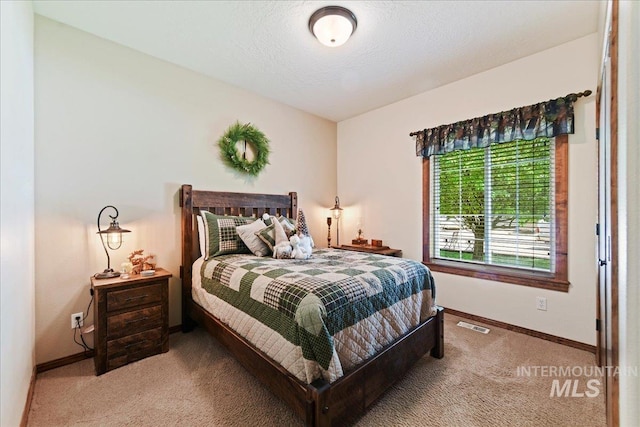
xmin=309 ymin=6 xmax=357 ymax=47
xmin=330 ymin=196 xmax=343 ymax=219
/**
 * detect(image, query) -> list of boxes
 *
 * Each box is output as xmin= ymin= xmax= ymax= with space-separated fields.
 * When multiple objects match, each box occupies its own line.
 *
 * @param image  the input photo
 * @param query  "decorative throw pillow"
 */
xmin=236 ymin=219 xmax=270 ymax=257
xmin=255 ymin=223 xmax=276 ymax=251
xmin=197 ymin=215 xmax=206 ymax=257
xmin=262 ymin=215 xmax=295 ymax=231
xmin=258 ymin=215 xmax=295 ymax=244
xmin=279 ymin=216 xmax=296 ymax=237
xmin=200 ymin=210 xmax=255 ymax=259
xmin=271 ymin=216 xmax=294 ymax=259
xmin=262 ymin=214 xmax=274 ymax=226
xmin=256 ymin=217 xmax=293 ymax=248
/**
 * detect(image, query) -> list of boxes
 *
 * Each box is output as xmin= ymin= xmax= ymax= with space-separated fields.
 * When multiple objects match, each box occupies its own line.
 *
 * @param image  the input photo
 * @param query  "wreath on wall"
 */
xmin=218 ymin=122 xmax=270 ymax=176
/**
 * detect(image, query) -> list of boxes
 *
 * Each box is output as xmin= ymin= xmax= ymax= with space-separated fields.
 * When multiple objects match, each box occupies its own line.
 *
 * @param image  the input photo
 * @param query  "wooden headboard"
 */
xmin=179 ymin=184 xmax=297 ymax=326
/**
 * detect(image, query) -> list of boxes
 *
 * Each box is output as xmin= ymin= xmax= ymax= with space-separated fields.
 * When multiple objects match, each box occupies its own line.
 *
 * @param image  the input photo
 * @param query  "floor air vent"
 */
xmin=456 ymin=321 xmax=490 ymax=334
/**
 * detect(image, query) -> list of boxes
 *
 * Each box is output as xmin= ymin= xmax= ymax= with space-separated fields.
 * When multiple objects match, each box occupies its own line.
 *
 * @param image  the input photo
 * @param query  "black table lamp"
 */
xmin=95 ymin=205 xmax=131 ymax=279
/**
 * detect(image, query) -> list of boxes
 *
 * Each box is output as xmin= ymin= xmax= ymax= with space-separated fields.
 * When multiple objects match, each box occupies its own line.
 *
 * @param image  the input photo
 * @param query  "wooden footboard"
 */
xmin=308 ymin=307 xmax=444 ymax=426
xmin=179 ymin=184 xmax=444 ymax=426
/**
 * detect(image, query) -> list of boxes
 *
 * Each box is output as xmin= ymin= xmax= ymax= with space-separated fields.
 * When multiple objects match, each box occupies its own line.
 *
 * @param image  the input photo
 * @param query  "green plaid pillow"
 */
xmin=263 ymin=215 xmax=296 ymax=237
xmin=255 ymin=223 xmax=276 ymax=251
xmin=200 ymin=211 xmax=255 ymax=259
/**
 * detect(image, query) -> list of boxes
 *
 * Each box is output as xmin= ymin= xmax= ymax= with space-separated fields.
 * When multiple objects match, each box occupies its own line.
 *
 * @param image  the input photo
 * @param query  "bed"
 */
xmin=179 ymin=184 xmax=444 ymax=426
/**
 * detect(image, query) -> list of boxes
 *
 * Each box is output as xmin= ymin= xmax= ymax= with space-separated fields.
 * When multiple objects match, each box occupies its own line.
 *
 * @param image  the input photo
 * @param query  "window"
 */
xmin=423 ymin=135 xmax=569 ymax=291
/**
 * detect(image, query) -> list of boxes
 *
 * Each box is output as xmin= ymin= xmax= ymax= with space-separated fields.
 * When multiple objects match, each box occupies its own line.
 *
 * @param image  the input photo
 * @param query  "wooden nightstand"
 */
xmin=336 ymin=244 xmax=402 ymax=257
xmin=91 ymin=268 xmax=171 ymax=375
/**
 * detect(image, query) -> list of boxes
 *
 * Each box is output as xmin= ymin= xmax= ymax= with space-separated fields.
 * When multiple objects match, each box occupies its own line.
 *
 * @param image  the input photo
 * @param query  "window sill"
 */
xmin=423 ymin=259 xmax=570 ymax=292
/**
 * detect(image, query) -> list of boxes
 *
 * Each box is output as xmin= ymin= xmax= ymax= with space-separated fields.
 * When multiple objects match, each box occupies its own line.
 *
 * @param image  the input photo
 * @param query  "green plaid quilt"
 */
xmin=200 ymin=248 xmax=435 ymax=372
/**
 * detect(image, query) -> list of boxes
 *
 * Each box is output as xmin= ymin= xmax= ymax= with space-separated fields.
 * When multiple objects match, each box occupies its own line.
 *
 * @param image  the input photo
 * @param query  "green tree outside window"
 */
xmin=435 ymin=138 xmax=552 ymax=270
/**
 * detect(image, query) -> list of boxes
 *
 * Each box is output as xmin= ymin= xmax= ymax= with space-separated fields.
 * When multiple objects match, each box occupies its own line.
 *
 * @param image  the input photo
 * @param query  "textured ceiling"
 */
xmin=33 ymin=1 xmax=600 ymax=122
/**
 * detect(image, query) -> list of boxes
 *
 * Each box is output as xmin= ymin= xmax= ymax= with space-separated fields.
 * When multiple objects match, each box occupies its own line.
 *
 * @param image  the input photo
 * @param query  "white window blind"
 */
xmin=432 ymin=138 xmax=555 ymax=272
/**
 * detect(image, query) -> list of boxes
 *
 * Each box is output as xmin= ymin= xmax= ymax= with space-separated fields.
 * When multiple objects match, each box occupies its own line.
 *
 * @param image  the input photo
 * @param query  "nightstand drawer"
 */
xmin=107 ymin=305 xmax=162 ymax=339
xmin=107 ymin=327 xmax=163 ymax=370
xmin=107 ymin=283 xmax=162 ymax=312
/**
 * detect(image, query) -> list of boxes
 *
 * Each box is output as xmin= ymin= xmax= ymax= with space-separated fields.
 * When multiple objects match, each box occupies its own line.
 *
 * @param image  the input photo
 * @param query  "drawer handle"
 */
xmin=125 ymin=317 xmax=149 ymax=325
xmin=124 ymin=295 xmax=148 ymax=302
xmin=125 ymin=340 xmax=148 ymax=349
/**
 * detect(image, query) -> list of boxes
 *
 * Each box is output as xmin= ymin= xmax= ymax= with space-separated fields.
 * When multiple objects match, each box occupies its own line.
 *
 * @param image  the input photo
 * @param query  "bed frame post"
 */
xmin=289 ymin=191 xmax=298 ymax=219
xmin=307 ymin=382 xmax=331 ymax=427
xmin=430 ymin=306 xmax=445 ymax=359
xmin=180 ymin=184 xmax=196 ymax=332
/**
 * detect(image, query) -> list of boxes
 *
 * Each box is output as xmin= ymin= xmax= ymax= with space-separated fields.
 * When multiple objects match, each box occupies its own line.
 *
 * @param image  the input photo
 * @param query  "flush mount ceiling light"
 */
xmin=309 ymin=6 xmax=357 ymax=47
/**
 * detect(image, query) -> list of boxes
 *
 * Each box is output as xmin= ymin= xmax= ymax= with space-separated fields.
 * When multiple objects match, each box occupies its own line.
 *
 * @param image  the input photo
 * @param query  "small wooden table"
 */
xmin=335 ymin=244 xmax=402 ymax=257
xmin=91 ymin=268 xmax=171 ymax=375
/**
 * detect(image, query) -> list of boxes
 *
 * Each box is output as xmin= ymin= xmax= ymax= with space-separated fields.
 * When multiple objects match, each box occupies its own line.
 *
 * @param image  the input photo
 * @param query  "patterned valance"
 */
xmin=412 ymin=90 xmax=591 ymax=158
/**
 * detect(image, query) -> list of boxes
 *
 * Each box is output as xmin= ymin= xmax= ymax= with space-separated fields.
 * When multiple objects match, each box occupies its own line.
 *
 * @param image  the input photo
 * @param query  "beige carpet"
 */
xmin=28 ymin=314 xmax=605 ymax=426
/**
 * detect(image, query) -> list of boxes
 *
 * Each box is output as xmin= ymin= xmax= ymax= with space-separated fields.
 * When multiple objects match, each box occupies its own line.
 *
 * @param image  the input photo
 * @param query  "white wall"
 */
xmin=34 ymin=16 xmax=336 ymax=364
xmin=1 ymin=1 xmax=36 ymax=425
xmin=338 ymin=34 xmax=599 ymax=345
xmin=617 ymin=1 xmax=640 ymax=424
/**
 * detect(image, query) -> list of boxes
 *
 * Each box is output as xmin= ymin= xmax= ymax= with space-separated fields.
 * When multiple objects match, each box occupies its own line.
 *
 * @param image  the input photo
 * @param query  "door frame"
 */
xmin=596 ymin=1 xmax=619 ymax=425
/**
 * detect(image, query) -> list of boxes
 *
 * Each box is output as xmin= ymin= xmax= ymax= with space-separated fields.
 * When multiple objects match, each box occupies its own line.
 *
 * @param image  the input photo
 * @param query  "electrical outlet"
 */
xmin=536 ymin=297 xmax=547 ymax=311
xmin=71 ymin=312 xmax=84 ymax=329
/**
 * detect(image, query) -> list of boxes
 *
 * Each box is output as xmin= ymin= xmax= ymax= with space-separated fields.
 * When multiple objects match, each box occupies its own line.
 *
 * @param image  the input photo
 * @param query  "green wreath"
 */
xmin=218 ymin=122 xmax=270 ymax=176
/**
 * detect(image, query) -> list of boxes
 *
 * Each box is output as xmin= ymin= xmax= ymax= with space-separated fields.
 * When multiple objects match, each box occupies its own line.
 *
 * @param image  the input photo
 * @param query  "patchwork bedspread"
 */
xmin=197 ymin=248 xmax=436 ymax=383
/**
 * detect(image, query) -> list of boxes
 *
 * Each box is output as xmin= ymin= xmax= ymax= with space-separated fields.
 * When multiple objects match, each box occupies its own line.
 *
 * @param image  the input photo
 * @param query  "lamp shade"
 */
xmin=97 ymin=220 xmax=131 ymax=250
xmin=309 ymin=6 xmax=357 ymax=47
xmin=330 ymin=196 xmax=343 ymax=219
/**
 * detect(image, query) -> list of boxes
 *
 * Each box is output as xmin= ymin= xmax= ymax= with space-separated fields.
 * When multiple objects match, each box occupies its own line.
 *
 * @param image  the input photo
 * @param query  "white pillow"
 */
xmin=197 ymin=215 xmax=206 ymax=257
xmin=236 ymin=219 xmax=270 ymax=257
